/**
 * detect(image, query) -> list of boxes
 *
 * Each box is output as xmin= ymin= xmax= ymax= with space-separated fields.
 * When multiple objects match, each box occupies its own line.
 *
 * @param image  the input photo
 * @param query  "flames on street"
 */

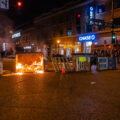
xmin=16 ymin=53 xmax=44 ymax=74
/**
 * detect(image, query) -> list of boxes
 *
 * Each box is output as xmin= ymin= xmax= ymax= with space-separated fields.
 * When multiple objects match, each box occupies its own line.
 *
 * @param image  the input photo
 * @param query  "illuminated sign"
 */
xmin=0 ymin=0 xmax=9 ymax=9
xmin=12 ymin=32 xmax=21 ymax=39
xmin=24 ymin=46 xmax=32 ymax=49
xmin=79 ymin=57 xmax=87 ymax=62
xmin=90 ymin=6 xmax=94 ymax=24
xmin=79 ymin=34 xmax=96 ymax=42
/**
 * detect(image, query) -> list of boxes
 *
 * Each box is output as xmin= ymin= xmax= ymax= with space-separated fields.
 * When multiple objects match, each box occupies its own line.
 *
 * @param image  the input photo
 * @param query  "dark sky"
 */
xmin=9 ymin=0 xmax=75 ymax=25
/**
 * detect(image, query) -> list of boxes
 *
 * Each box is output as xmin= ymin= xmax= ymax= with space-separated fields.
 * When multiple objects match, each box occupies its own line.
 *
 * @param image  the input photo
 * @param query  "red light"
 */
xmin=17 ymin=1 xmax=22 ymax=7
xmin=77 ymin=14 xmax=81 ymax=18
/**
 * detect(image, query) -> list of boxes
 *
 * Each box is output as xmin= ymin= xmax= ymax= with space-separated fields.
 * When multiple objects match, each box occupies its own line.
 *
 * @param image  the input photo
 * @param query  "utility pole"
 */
xmin=111 ymin=0 xmax=115 ymax=56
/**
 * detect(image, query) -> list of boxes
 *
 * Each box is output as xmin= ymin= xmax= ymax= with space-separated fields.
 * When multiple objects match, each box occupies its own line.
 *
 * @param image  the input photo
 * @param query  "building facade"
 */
xmin=14 ymin=0 xmax=120 ymax=57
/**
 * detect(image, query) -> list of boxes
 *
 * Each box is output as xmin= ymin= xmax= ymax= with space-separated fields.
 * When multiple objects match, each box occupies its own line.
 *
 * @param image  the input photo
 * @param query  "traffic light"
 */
xmin=17 ymin=1 xmax=22 ymax=7
xmin=76 ymin=13 xmax=81 ymax=25
xmin=77 ymin=14 xmax=81 ymax=19
xmin=112 ymin=32 xmax=116 ymax=44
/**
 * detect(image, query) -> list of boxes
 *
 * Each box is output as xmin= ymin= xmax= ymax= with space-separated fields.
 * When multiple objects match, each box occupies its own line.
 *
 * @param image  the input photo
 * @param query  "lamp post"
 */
xmin=57 ymin=40 xmax=60 ymax=54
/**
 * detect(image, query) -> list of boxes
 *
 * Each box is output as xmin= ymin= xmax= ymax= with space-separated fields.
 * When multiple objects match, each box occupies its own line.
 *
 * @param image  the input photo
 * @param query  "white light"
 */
xmin=86 ymin=41 xmax=92 ymax=47
xmin=35 ymin=71 xmax=44 ymax=74
xmin=24 ymin=46 xmax=32 ymax=49
xmin=94 ymin=42 xmax=98 ymax=45
xmin=12 ymin=32 xmax=21 ymax=39
xmin=17 ymin=72 xmax=23 ymax=75
xmin=3 ymin=43 xmax=8 ymax=51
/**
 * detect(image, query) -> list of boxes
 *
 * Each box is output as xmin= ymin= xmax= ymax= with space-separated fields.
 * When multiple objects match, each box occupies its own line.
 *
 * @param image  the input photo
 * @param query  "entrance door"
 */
xmin=84 ymin=41 xmax=92 ymax=53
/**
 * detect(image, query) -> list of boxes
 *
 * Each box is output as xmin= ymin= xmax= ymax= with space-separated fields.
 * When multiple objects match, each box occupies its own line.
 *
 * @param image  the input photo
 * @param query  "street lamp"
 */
xmin=57 ymin=40 xmax=60 ymax=54
xmin=57 ymin=40 xmax=60 ymax=44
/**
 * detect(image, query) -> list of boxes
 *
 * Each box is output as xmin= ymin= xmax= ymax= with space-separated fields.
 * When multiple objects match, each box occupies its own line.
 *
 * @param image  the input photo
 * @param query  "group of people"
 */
xmin=92 ymin=49 xmax=120 ymax=57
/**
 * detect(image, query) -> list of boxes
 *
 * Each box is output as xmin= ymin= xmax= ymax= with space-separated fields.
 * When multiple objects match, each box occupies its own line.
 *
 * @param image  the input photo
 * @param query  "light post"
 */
xmin=57 ymin=40 xmax=60 ymax=54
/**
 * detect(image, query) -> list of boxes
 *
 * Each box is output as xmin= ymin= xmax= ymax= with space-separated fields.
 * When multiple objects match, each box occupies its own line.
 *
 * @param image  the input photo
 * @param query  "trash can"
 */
xmin=0 ymin=61 xmax=3 ymax=75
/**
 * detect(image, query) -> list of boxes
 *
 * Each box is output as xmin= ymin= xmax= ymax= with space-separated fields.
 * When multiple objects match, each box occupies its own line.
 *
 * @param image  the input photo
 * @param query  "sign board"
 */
xmin=79 ymin=34 xmax=96 ymax=42
xmin=0 ymin=0 xmax=9 ymax=10
xmin=98 ymin=57 xmax=108 ymax=70
xmin=79 ymin=57 xmax=87 ymax=62
xmin=108 ymin=58 xmax=116 ymax=70
xmin=12 ymin=32 xmax=21 ymax=39
xmin=24 ymin=46 xmax=32 ymax=50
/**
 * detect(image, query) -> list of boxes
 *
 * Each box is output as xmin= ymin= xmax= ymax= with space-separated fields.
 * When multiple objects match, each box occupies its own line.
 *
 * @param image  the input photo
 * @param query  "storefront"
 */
xmin=79 ymin=34 xmax=96 ymax=53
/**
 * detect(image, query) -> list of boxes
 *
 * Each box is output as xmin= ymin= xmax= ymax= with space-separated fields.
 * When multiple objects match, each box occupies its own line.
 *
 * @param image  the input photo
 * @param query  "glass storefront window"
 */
xmin=59 ymin=48 xmax=64 ymax=55
xmin=75 ymin=47 xmax=79 ymax=53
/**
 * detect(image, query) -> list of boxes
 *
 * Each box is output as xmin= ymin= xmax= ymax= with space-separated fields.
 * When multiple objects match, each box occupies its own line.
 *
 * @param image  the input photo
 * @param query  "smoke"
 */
xmin=0 ymin=13 xmax=15 ymax=54
xmin=36 ymin=41 xmax=48 ymax=60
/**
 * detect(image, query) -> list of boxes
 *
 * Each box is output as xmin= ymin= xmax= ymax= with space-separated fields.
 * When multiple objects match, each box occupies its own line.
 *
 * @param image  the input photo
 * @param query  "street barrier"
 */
xmin=98 ymin=57 xmax=117 ymax=70
xmin=75 ymin=55 xmax=91 ymax=72
xmin=0 ymin=61 xmax=3 ymax=75
xmin=108 ymin=57 xmax=117 ymax=70
xmin=98 ymin=57 xmax=108 ymax=70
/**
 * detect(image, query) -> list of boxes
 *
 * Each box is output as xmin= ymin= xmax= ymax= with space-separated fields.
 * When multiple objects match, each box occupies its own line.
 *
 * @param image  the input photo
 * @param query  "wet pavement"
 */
xmin=0 ymin=71 xmax=120 ymax=120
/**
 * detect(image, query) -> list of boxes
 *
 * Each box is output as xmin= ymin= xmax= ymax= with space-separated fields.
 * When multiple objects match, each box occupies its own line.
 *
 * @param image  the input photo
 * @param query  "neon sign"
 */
xmin=90 ymin=6 xmax=94 ymax=24
xmin=79 ymin=34 xmax=96 ymax=42
xmin=24 ymin=46 xmax=32 ymax=49
xmin=12 ymin=32 xmax=21 ymax=39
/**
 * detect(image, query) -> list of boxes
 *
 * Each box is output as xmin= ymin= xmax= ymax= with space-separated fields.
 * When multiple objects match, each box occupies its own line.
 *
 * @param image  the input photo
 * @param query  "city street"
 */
xmin=0 ymin=71 xmax=120 ymax=120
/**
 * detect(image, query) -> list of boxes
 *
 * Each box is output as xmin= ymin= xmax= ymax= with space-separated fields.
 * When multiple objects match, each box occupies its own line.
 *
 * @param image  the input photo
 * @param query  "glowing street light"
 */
xmin=57 ymin=40 xmax=60 ymax=44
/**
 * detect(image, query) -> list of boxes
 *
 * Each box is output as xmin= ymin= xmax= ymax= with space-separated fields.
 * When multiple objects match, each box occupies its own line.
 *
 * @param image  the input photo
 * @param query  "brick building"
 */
xmin=14 ymin=0 xmax=120 ymax=57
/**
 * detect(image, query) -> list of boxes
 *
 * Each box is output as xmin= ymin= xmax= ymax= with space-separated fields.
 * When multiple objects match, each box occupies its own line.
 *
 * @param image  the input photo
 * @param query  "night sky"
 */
xmin=9 ymin=0 xmax=75 ymax=25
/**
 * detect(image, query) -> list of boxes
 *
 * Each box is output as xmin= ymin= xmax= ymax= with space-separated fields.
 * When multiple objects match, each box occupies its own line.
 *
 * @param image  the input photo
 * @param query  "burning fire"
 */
xmin=16 ymin=57 xmax=44 ymax=73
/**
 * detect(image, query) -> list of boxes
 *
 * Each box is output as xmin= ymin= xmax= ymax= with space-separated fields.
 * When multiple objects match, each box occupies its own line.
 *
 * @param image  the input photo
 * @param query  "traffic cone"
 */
xmin=61 ymin=63 xmax=66 ymax=74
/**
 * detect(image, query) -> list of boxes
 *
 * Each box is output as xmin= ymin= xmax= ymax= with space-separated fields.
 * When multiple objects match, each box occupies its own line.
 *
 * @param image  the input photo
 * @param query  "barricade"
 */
xmin=98 ymin=57 xmax=117 ymax=70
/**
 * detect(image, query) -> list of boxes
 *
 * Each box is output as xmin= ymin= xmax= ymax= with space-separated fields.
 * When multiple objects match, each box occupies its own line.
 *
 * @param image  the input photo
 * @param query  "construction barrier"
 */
xmin=98 ymin=57 xmax=117 ymax=70
xmin=74 ymin=54 xmax=92 ymax=72
xmin=98 ymin=57 xmax=108 ymax=70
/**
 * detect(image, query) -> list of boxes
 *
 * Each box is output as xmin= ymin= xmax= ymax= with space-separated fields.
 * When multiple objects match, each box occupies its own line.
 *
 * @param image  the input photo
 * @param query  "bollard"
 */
xmin=0 ymin=61 xmax=3 ymax=75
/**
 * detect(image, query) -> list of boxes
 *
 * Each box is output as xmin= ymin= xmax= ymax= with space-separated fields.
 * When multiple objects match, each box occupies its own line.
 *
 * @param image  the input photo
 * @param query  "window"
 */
xmin=97 ymin=4 xmax=105 ymax=14
xmin=75 ymin=47 xmax=79 ymax=53
xmin=76 ymin=26 xmax=81 ymax=34
xmin=67 ymin=29 xmax=72 ymax=36
xmin=114 ymin=18 xmax=120 ymax=28
xmin=86 ymin=24 xmax=92 ymax=33
xmin=60 ymin=30 xmax=63 ymax=36
xmin=114 ymin=0 xmax=120 ymax=9
xmin=98 ymin=21 xmax=105 ymax=31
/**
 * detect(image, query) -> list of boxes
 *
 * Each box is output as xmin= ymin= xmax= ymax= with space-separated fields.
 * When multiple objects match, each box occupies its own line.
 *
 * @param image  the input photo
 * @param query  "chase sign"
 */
xmin=79 ymin=34 xmax=96 ymax=42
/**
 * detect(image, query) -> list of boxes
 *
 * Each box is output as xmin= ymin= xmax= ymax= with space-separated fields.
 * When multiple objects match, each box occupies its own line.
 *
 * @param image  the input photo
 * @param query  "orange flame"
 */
xmin=16 ymin=56 xmax=44 ymax=73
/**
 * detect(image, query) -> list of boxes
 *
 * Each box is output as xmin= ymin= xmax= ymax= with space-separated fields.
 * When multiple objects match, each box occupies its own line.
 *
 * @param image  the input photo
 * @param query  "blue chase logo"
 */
xmin=79 ymin=34 xmax=96 ymax=42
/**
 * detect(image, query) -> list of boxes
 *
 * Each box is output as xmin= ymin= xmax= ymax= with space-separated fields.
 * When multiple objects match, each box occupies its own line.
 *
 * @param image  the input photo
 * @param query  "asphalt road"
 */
xmin=0 ymin=71 xmax=120 ymax=120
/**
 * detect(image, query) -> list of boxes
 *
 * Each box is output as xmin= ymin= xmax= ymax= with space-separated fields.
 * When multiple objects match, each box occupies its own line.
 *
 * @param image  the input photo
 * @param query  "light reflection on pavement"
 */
xmin=0 ymin=71 xmax=120 ymax=120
